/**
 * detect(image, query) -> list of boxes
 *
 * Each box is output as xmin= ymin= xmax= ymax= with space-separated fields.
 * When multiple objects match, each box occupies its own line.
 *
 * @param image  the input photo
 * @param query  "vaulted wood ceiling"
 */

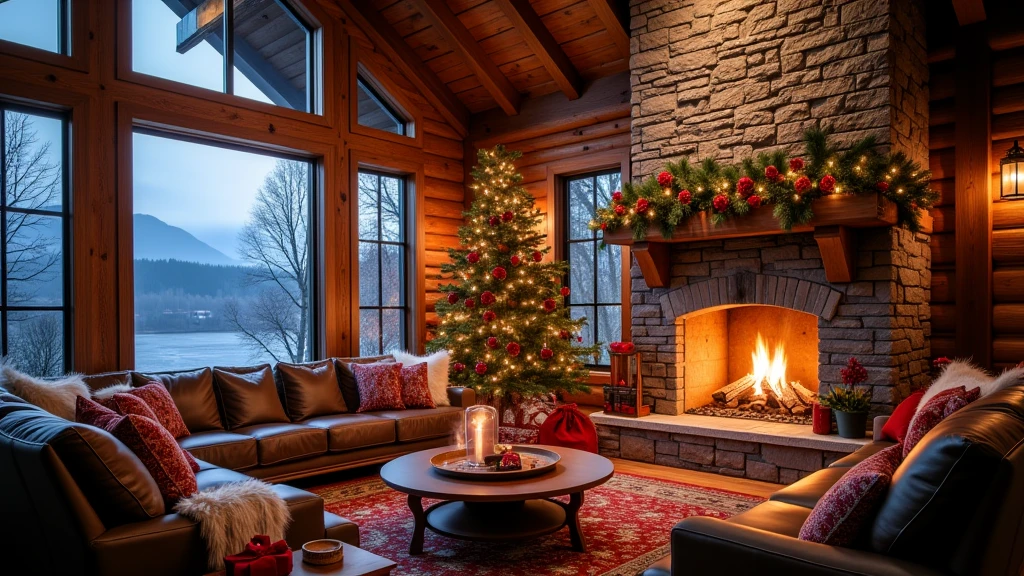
xmin=356 ymin=0 xmax=629 ymax=116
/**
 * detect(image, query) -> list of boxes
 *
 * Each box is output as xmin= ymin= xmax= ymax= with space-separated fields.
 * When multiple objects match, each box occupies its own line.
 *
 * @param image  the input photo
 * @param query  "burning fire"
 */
xmin=751 ymin=333 xmax=787 ymax=398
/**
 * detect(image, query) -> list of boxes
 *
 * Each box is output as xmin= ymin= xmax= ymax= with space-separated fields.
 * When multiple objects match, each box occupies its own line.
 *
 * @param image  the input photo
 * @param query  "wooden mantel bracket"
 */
xmin=631 ymin=241 xmax=670 ymax=288
xmin=814 ymin=226 xmax=856 ymax=283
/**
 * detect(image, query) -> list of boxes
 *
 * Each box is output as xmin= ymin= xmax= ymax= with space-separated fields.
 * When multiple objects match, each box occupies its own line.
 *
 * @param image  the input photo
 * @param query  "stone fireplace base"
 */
xmin=592 ymin=411 xmax=870 ymax=483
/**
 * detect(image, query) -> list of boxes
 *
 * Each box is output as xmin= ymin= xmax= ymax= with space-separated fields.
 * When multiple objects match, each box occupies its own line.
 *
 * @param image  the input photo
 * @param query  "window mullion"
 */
xmin=223 ymin=0 xmax=234 ymax=95
xmin=0 ymin=107 xmax=6 ymax=358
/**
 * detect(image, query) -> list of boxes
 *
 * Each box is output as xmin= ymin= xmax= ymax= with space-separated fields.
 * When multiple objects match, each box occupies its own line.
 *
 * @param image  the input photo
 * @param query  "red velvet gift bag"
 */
xmin=538 ymin=403 xmax=598 ymax=453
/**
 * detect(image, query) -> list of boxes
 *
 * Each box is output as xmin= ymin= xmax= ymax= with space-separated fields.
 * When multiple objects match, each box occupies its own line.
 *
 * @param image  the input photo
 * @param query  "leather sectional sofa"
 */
xmin=0 ymin=355 xmax=473 ymax=576
xmin=640 ymin=384 xmax=1024 ymax=576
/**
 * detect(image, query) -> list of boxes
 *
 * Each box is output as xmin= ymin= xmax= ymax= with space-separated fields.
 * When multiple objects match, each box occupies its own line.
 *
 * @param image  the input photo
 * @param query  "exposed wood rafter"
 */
xmin=586 ymin=0 xmax=630 ymax=62
xmin=493 ymin=0 xmax=581 ymax=100
xmin=344 ymin=0 xmax=470 ymax=136
xmin=419 ymin=0 xmax=522 ymax=116
xmin=176 ymin=0 xmax=262 ymax=54
xmin=952 ymin=0 xmax=986 ymax=26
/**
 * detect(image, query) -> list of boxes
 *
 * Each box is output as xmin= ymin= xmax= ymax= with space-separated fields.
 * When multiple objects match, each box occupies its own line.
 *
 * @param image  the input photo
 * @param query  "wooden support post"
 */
xmin=954 ymin=23 xmax=993 ymax=368
xmin=631 ymin=241 xmax=670 ymax=288
xmin=814 ymin=226 xmax=856 ymax=283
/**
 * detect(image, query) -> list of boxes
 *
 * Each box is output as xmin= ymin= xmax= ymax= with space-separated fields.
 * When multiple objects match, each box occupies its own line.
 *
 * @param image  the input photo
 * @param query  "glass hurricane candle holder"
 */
xmin=464 ymin=405 xmax=498 ymax=466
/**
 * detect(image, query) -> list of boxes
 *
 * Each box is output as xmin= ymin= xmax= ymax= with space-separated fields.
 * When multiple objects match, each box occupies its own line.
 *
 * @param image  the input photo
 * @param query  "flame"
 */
xmin=751 ymin=332 xmax=787 ymax=398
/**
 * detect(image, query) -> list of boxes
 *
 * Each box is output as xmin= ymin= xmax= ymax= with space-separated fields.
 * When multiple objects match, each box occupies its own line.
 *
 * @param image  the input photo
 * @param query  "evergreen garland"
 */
xmin=590 ymin=127 xmax=938 ymax=240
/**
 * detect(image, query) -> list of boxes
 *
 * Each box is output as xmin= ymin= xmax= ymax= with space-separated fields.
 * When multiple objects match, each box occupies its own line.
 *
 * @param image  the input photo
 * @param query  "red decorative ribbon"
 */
xmin=224 ymin=535 xmax=292 ymax=576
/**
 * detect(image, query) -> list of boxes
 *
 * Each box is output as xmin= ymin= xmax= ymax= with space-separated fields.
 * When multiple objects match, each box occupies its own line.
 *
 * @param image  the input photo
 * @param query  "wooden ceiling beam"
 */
xmin=176 ymin=0 xmax=265 ymax=54
xmin=952 ymin=0 xmax=986 ymax=26
xmin=586 ymin=0 xmax=629 ymax=62
xmin=419 ymin=0 xmax=522 ymax=116
xmin=493 ymin=0 xmax=581 ymax=100
xmin=343 ymin=0 xmax=470 ymax=136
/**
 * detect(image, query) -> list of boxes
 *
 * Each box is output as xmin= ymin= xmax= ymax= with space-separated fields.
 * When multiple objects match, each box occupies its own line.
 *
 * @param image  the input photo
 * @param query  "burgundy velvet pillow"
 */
xmin=126 ymin=383 xmax=190 ymax=439
xmin=105 ymin=413 xmax=198 ymax=503
xmin=880 ymin=390 xmax=925 ymax=444
xmin=107 ymin=394 xmax=200 ymax=474
xmin=76 ymin=395 xmax=120 ymax=429
xmin=799 ymin=443 xmax=904 ymax=546
xmin=401 ymin=362 xmax=435 ymax=409
xmin=352 ymin=362 xmax=405 ymax=413
xmin=902 ymin=386 xmax=980 ymax=459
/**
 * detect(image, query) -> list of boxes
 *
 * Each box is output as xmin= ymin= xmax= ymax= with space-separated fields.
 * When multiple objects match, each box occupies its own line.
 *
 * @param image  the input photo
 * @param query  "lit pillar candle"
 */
xmin=474 ymin=420 xmax=484 ymax=464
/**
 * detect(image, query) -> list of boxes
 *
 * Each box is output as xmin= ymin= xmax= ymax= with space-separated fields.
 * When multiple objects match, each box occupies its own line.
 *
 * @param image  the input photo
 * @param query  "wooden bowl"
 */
xmin=302 ymin=539 xmax=344 ymax=565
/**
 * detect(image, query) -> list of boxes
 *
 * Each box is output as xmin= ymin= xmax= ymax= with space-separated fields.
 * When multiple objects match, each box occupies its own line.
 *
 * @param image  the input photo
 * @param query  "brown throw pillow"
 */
xmin=275 ymin=360 xmax=347 ymax=421
xmin=133 ymin=368 xmax=223 ymax=432
xmin=212 ymin=364 xmax=289 ymax=429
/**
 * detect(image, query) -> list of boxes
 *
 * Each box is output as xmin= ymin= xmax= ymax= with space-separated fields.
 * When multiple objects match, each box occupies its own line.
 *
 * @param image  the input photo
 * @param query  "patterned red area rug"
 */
xmin=310 ymin=472 xmax=764 ymax=575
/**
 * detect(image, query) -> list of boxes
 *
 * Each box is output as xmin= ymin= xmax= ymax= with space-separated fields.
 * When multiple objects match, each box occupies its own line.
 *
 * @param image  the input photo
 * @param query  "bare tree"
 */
xmin=227 ymin=160 xmax=310 ymax=363
xmin=8 ymin=314 xmax=63 ymax=377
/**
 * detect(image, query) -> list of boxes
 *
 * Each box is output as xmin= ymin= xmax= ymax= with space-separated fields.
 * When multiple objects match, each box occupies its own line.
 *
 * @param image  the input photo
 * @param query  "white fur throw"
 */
xmin=918 ymin=359 xmax=1024 ymax=414
xmin=90 ymin=383 xmax=134 ymax=401
xmin=174 ymin=479 xmax=291 ymax=571
xmin=393 ymin=349 xmax=451 ymax=407
xmin=1 ymin=364 xmax=87 ymax=420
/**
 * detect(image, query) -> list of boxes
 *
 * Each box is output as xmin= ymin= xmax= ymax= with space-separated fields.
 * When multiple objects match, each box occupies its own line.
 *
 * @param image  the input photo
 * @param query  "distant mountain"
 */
xmin=134 ymin=214 xmax=239 ymax=265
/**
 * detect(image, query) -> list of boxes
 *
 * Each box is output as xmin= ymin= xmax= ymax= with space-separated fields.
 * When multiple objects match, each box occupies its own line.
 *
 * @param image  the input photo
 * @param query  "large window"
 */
xmin=0 ymin=0 xmax=70 ymax=55
xmin=357 ymin=170 xmax=406 ymax=356
xmin=132 ymin=0 xmax=316 ymax=112
xmin=566 ymin=170 xmax=622 ymax=366
xmin=356 ymin=77 xmax=407 ymax=136
xmin=1 ymin=105 xmax=69 ymax=377
xmin=132 ymin=132 xmax=314 ymax=370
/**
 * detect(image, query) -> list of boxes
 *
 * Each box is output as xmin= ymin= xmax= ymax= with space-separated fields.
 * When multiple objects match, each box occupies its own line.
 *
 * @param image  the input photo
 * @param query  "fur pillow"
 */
xmin=91 ymin=383 xmax=134 ymax=401
xmin=918 ymin=359 xmax=1024 ymax=414
xmin=392 ymin=350 xmax=450 ymax=407
xmin=2 ymin=364 xmax=87 ymax=420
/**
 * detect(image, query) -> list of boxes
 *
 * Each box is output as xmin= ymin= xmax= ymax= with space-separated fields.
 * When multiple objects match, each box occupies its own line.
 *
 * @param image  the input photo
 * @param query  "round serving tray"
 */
xmin=430 ymin=446 xmax=561 ymax=481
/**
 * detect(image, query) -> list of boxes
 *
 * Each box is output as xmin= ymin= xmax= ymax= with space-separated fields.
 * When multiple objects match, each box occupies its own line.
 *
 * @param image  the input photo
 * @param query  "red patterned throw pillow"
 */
xmin=799 ymin=444 xmax=904 ymax=546
xmin=401 ymin=362 xmax=435 ymax=409
xmin=109 ymin=394 xmax=199 ymax=473
xmin=352 ymin=362 xmax=405 ymax=413
xmin=96 ymin=383 xmax=190 ymax=439
xmin=902 ymin=386 xmax=980 ymax=459
xmin=106 ymin=413 xmax=198 ymax=502
xmin=76 ymin=395 xmax=120 ymax=429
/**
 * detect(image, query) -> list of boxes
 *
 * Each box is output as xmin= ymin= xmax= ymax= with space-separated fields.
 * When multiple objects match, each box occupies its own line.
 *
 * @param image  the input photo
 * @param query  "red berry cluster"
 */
xmin=840 ymin=357 xmax=869 ymax=386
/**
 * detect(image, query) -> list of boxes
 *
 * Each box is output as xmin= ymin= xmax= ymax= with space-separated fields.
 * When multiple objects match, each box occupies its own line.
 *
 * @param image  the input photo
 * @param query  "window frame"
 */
xmin=348 ymin=41 xmax=422 ymax=147
xmin=356 ymin=76 xmax=407 ymax=137
xmin=0 ymin=102 xmax=73 ymax=375
xmin=0 ymin=0 xmax=89 ymax=72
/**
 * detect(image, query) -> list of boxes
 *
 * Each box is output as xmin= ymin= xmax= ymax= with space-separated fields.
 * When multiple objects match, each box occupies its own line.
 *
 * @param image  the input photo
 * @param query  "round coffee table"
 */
xmin=380 ymin=445 xmax=613 ymax=555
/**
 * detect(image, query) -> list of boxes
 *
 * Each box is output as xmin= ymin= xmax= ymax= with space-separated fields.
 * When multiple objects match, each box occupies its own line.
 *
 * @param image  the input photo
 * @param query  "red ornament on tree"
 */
xmin=506 ymin=341 xmax=521 ymax=356
xmin=491 ymin=266 xmax=507 ymax=280
xmin=475 ymin=362 xmax=488 ymax=375
xmin=467 ymin=252 xmax=480 ymax=263
xmin=559 ymin=329 xmax=570 ymax=339
xmin=488 ymin=215 xmax=500 ymax=227
xmin=507 ymin=299 xmax=518 ymax=308
xmin=482 ymin=310 xmax=496 ymax=323
xmin=614 ymin=204 xmax=626 ymax=215
xmin=543 ymin=298 xmax=557 ymax=313
xmin=636 ymin=198 xmax=649 ymax=213
xmin=794 ymin=175 xmax=812 ymax=194
xmin=447 ymin=292 xmax=459 ymax=305
xmin=560 ymin=286 xmax=570 ymax=297
xmin=819 ymin=174 xmax=836 ymax=193
xmin=876 ymin=181 xmax=889 ymax=192
xmin=452 ymin=362 xmax=465 ymax=373
xmin=712 ymin=194 xmax=729 ymax=212
xmin=510 ymin=255 xmax=521 ymax=266
xmin=498 ymin=243 xmax=509 ymax=253
xmin=678 ymin=189 xmax=691 ymax=204
xmin=657 ymin=171 xmax=674 ymax=188
xmin=747 ymin=195 xmax=762 ymax=208
xmin=765 ymin=165 xmax=779 ymax=181
xmin=532 ymin=251 xmax=543 ymax=262
xmin=540 ymin=347 xmax=554 ymax=360
xmin=480 ymin=291 xmax=496 ymax=305
xmin=486 ymin=336 xmax=498 ymax=348
xmin=502 ymin=210 xmax=514 ymax=222
xmin=789 ymin=157 xmax=804 ymax=171
xmin=465 ymin=298 xmax=476 ymax=309
xmin=611 ymin=190 xmax=622 ymax=203
xmin=736 ymin=176 xmax=754 ymax=198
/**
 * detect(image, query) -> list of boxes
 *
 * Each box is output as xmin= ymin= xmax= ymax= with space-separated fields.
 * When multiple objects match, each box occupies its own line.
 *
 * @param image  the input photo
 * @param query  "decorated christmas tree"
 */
xmin=427 ymin=146 xmax=600 ymax=399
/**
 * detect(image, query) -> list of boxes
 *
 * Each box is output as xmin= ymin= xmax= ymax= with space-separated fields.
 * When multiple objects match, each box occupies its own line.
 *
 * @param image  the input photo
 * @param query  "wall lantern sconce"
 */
xmin=1001 ymin=140 xmax=1024 ymax=201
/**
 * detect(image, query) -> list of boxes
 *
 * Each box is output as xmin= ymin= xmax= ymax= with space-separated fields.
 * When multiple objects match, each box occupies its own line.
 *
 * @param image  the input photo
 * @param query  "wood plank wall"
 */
xmin=929 ymin=36 xmax=1024 ymax=370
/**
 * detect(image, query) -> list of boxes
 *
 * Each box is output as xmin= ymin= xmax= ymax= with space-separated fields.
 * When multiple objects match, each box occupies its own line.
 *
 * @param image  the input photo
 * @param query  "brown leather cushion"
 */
xmin=324 ymin=512 xmax=360 ymax=547
xmin=275 ymin=360 xmax=347 ymax=421
xmin=639 ymin=555 xmax=671 ymax=576
xmin=332 ymin=356 xmax=394 ymax=416
xmin=177 ymin=431 xmax=258 ymax=471
xmin=769 ymin=467 xmax=848 ymax=509
xmin=828 ymin=441 xmax=896 ymax=468
xmin=304 ymin=413 xmax=396 ymax=451
xmin=82 ymin=371 xmax=133 ymax=393
xmin=725 ymin=500 xmax=810 ymax=538
xmin=0 ymin=408 xmax=166 ymax=526
xmin=133 ymin=368 xmax=223 ymax=433
xmin=213 ymin=365 xmax=289 ymax=429
xmin=233 ymin=422 xmax=328 ymax=465
xmin=194 ymin=466 xmax=255 ymax=491
xmin=369 ymin=407 xmax=462 ymax=442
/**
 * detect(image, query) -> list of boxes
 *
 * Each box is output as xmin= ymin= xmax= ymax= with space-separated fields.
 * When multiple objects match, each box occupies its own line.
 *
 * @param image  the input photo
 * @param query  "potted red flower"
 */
xmin=819 ymin=358 xmax=872 ymax=439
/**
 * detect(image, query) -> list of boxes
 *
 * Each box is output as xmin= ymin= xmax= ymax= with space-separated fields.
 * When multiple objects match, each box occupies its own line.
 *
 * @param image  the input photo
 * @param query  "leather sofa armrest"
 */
xmin=670 ymin=516 xmax=944 ymax=576
xmin=447 ymin=386 xmax=475 ymax=408
xmin=873 ymin=415 xmax=890 ymax=441
xmin=90 ymin=514 xmax=207 ymax=576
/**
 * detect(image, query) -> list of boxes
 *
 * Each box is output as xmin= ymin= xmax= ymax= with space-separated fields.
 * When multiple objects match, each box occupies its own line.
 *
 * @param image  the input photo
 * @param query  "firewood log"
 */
xmin=792 ymin=382 xmax=819 ymax=405
xmin=711 ymin=374 xmax=756 ymax=403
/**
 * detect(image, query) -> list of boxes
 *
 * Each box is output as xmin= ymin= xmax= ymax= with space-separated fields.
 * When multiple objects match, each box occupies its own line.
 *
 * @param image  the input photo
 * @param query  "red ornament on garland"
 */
xmin=452 ymin=362 xmax=465 ymax=373
xmin=532 ymin=251 xmax=543 ymax=262
xmin=789 ymin=157 xmax=805 ymax=171
xmin=712 ymin=194 xmax=729 ymax=212
xmin=794 ymin=175 xmax=812 ymax=194
xmin=501 ymin=210 xmax=513 ymax=222
xmin=747 ymin=195 xmax=762 ymax=208
xmin=482 ymin=310 xmax=496 ymax=323
xmin=611 ymin=190 xmax=623 ymax=203
xmin=657 ymin=171 xmax=674 ymax=188
xmin=510 ymin=255 xmax=521 ymax=266
xmin=559 ymin=329 xmax=570 ymax=339
xmin=819 ymin=174 xmax=836 ymax=193
xmin=486 ymin=336 xmax=498 ymax=348
xmin=447 ymin=292 xmax=459 ymax=305
xmin=560 ymin=286 xmax=571 ymax=297
xmin=876 ymin=181 xmax=890 ymax=192
xmin=636 ymin=198 xmax=649 ymax=214
xmin=467 ymin=252 xmax=480 ymax=263
xmin=506 ymin=342 xmax=521 ymax=356
xmin=488 ymin=215 xmax=500 ymax=227
xmin=475 ymin=362 xmax=488 ymax=375
xmin=736 ymin=176 xmax=755 ymax=198
xmin=480 ymin=291 xmax=496 ymax=305
xmin=465 ymin=298 xmax=476 ymax=309
xmin=543 ymin=298 xmax=557 ymax=313
xmin=614 ymin=204 xmax=626 ymax=215
xmin=600 ymin=222 xmax=607 ymax=230
xmin=678 ymin=189 xmax=692 ymax=205
xmin=540 ymin=347 xmax=554 ymax=360
xmin=765 ymin=165 xmax=779 ymax=181
xmin=491 ymin=266 xmax=507 ymax=280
